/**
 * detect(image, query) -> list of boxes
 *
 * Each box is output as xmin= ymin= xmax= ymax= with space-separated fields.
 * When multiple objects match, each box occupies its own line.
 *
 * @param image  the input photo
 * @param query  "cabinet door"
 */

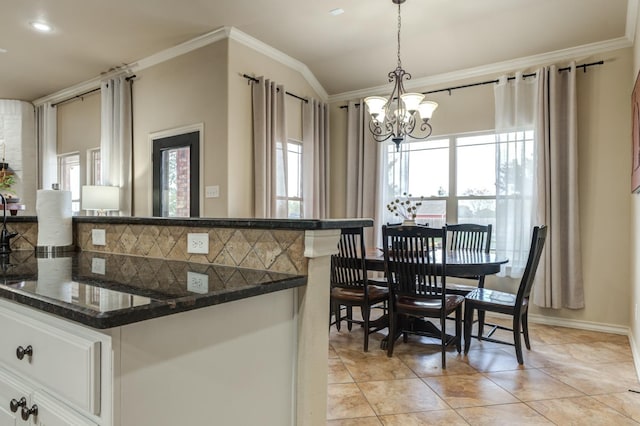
xmin=0 ymin=310 xmax=101 ymax=415
xmin=0 ymin=371 xmax=29 ymax=426
xmin=31 ymin=391 xmax=98 ymax=426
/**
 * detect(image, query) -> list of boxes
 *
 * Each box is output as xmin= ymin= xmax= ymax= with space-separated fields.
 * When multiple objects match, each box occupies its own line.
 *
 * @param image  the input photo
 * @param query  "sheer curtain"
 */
xmin=35 ymin=102 xmax=57 ymax=190
xmin=302 ymin=99 xmax=330 ymax=219
xmin=252 ymin=77 xmax=287 ymax=218
xmin=101 ymin=75 xmax=132 ymax=215
xmin=494 ymin=64 xmax=584 ymax=309
xmin=345 ymin=101 xmax=384 ymax=248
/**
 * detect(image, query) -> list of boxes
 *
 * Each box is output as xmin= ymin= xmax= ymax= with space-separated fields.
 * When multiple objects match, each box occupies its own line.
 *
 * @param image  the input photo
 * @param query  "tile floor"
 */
xmin=327 ymin=313 xmax=640 ymax=425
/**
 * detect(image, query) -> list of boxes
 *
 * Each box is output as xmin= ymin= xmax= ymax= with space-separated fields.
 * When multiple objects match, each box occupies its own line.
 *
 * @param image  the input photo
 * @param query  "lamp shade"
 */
xmin=364 ymin=96 xmax=387 ymax=120
xmin=417 ymin=101 xmax=438 ymax=120
xmin=400 ymin=93 xmax=425 ymax=112
xmin=81 ymin=185 xmax=120 ymax=211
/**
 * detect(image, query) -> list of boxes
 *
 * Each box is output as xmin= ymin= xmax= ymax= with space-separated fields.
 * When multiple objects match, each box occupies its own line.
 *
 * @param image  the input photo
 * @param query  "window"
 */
xmin=87 ymin=148 xmax=101 ymax=185
xmin=383 ymin=131 xmax=497 ymax=229
xmin=58 ymin=153 xmax=80 ymax=214
xmin=276 ymin=139 xmax=303 ymax=219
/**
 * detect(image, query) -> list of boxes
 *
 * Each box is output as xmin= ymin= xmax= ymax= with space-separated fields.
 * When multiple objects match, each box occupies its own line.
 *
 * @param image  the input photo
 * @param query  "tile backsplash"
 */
xmin=75 ymin=223 xmax=308 ymax=275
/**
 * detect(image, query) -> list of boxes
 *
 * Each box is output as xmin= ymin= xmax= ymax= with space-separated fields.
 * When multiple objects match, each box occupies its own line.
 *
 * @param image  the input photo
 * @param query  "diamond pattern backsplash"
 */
xmin=74 ymin=223 xmax=308 ymax=274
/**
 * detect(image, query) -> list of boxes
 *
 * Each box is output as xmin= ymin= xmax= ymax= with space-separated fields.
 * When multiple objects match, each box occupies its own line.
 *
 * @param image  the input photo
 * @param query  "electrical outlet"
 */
xmin=187 ymin=271 xmax=209 ymax=294
xmin=187 ymin=233 xmax=209 ymax=254
xmin=205 ymin=185 xmax=219 ymax=198
xmin=91 ymin=257 xmax=106 ymax=275
xmin=92 ymin=229 xmax=106 ymax=246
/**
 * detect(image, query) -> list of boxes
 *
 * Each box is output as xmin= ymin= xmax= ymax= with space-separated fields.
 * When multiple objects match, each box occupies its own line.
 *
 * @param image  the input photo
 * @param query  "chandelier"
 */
xmin=364 ymin=0 xmax=438 ymax=151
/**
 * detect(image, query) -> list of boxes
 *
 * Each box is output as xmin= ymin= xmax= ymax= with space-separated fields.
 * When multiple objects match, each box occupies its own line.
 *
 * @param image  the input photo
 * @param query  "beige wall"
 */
xmin=631 ymin=5 xmax=640 ymax=372
xmin=56 ymin=91 xmax=101 ymax=193
xmin=133 ymin=41 xmax=229 ymax=217
xmin=226 ymin=39 xmax=322 ymax=217
xmin=330 ymin=49 xmax=633 ymax=328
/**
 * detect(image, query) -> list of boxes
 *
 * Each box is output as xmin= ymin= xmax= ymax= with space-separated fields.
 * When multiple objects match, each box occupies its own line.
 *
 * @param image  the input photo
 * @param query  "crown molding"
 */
xmin=329 ymin=36 xmax=633 ymax=104
xmin=34 ymin=26 xmax=328 ymax=106
xmin=227 ymin=28 xmax=328 ymax=100
xmin=627 ymin=0 xmax=639 ymax=42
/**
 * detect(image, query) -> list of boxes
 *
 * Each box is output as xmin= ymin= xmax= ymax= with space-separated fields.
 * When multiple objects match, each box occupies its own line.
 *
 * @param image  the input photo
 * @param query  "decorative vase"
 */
xmin=402 ymin=219 xmax=416 ymax=226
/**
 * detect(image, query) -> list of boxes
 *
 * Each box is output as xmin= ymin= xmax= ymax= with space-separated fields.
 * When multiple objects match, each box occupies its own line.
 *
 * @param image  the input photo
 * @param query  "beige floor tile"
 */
xmin=398 ymin=351 xmax=478 ymax=377
xmin=456 ymin=403 xmax=554 ymax=425
xmin=527 ymin=395 xmax=639 ymax=425
xmin=378 ymin=409 xmax=469 ymax=425
xmin=329 ymin=345 xmax=339 ymax=359
xmin=337 ymin=348 xmax=417 ymax=382
xmin=329 ymin=357 xmax=355 ymax=384
xmin=358 ymin=378 xmax=449 ymax=416
xmin=557 ymin=341 xmax=634 ymax=364
xmin=327 ymin=417 xmax=383 ymax=426
xmin=593 ymin=391 xmax=640 ymax=422
xmin=485 ymin=369 xmax=584 ymax=401
xmin=423 ymin=373 xmax=519 ymax=408
xmin=327 ymin=383 xmax=376 ymax=420
xmin=541 ymin=362 xmax=639 ymax=395
xmin=464 ymin=348 xmax=528 ymax=372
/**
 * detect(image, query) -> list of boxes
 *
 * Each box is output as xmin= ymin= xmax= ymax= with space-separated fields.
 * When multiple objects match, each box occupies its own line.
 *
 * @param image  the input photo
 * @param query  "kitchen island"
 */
xmin=0 ymin=216 xmax=372 ymax=426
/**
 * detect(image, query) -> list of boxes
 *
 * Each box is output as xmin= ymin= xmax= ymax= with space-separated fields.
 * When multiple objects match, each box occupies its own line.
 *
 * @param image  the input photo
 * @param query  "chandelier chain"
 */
xmin=397 ymin=2 xmax=402 ymax=68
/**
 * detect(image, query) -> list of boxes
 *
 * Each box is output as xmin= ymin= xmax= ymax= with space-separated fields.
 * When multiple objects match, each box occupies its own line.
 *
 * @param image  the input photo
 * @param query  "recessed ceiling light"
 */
xmin=0 ymin=48 xmax=6 ymax=54
xmin=30 ymin=21 xmax=53 ymax=33
xmin=329 ymin=8 xmax=345 ymax=16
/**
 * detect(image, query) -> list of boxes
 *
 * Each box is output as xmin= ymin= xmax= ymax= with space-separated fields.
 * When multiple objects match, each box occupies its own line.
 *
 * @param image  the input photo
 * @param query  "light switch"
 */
xmin=205 ymin=185 xmax=219 ymax=198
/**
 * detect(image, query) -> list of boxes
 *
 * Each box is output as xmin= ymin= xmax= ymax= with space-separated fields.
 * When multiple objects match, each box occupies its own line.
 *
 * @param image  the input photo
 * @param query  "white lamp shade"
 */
xmin=82 ymin=185 xmax=120 ymax=211
xmin=417 ymin=101 xmax=438 ymax=120
xmin=400 ymin=93 xmax=425 ymax=112
xmin=364 ymin=96 xmax=387 ymax=119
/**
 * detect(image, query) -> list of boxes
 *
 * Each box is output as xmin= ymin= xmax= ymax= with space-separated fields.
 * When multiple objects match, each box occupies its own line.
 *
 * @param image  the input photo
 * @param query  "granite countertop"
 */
xmin=0 ymin=251 xmax=306 ymax=329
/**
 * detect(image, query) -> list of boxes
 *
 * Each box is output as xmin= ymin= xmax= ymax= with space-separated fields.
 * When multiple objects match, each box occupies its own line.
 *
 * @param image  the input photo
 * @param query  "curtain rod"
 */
xmin=242 ymin=74 xmax=309 ymax=103
xmin=51 ymin=74 xmax=137 ymax=107
xmin=339 ymin=60 xmax=604 ymax=109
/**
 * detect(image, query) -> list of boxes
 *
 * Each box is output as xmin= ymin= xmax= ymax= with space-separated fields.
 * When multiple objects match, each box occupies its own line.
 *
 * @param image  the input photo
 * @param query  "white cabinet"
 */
xmin=0 ymin=301 xmax=110 ymax=426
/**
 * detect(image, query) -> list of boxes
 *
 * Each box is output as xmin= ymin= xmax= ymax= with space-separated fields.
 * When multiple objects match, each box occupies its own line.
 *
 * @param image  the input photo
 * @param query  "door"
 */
xmin=152 ymin=131 xmax=200 ymax=217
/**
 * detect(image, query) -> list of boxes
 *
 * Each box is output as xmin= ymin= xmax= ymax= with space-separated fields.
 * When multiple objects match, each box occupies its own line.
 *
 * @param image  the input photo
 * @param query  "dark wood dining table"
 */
xmin=365 ymin=248 xmax=509 ymax=276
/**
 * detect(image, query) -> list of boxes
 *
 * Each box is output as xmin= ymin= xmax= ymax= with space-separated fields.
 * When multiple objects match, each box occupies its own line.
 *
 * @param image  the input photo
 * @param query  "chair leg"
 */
xmin=455 ymin=305 xmax=462 ymax=353
xmin=477 ymin=309 xmax=486 ymax=339
xmin=522 ymin=311 xmax=531 ymax=350
xmin=334 ymin=303 xmax=342 ymax=331
xmin=347 ymin=306 xmax=353 ymax=331
xmin=362 ymin=305 xmax=370 ymax=352
xmin=440 ymin=316 xmax=447 ymax=369
xmin=387 ymin=312 xmax=396 ymax=357
xmin=513 ymin=316 xmax=524 ymax=364
xmin=463 ymin=304 xmax=473 ymax=354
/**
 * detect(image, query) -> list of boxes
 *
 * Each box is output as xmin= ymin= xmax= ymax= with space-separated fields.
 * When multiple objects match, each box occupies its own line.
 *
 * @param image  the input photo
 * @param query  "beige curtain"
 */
xmin=252 ymin=77 xmax=287 ymax=218
xmin=100 ymin=75 xmax=132 ymax=215
xmin=534 ymin=63 xmax=584 ymax=309
xmin=346 ymin=101 xmax=383 ymax=248
xmin=302 ymin=99 xmax=330 ymax=219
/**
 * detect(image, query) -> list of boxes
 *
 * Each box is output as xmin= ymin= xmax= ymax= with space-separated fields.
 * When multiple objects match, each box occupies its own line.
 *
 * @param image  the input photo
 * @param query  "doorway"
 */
xmin=152 ymin=130 xmax=200 ymax=217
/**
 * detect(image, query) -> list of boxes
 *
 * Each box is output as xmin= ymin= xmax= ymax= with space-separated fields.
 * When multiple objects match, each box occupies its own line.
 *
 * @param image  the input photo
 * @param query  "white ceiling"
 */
xmin=0 ymin=0 xmax=632 ymax=102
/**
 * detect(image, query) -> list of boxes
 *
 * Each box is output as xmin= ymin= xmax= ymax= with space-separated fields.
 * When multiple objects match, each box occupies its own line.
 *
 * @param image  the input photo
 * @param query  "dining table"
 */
xmin=363 ymin=248 xmax=509 ymax=349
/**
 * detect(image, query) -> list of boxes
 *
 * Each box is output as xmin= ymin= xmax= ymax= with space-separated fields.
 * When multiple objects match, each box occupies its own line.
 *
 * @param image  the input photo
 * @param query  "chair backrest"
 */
xmin=516 ymin=225 xmax=548 ymax=304
xmin=382 ymin=225 xmax=446 ymax=299
xmin=446 ymin=223 xmax=492 ymax=253
xmin=331 ymin=227 xmax=368 ymax=290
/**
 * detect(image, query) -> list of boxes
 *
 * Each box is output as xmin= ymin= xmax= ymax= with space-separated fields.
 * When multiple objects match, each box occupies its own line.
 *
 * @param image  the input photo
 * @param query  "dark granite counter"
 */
xmin=0 ymin=251 xmax=306 ymax=329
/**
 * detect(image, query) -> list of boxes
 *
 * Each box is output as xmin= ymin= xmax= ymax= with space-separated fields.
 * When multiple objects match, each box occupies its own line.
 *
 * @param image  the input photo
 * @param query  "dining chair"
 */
xmin=382 ymin=225 xmax=464 ymax=368
xmin=330 ymin=227 xmax=388 ymax=351
xmin=445 ymin=223 xmax=492 ymax=295
xmin=463 ymin=225 xmax=547 ymax=364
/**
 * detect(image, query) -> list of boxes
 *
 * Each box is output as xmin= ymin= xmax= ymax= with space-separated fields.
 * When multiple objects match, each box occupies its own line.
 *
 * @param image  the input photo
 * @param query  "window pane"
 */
xmin=388 ymin=138 xmax=449 ymax=197
xmin=457 ymin=200 xmax=496 ymax=226
xmin=457 ymin=135 xmax=496 ymax=196
xmin=287 ymin=143 xmax=302 ymax=198
xmin=161 ymin=147 xmax=190 ymax=217
xmin=415 ymin=199 xmax=446 ymax=228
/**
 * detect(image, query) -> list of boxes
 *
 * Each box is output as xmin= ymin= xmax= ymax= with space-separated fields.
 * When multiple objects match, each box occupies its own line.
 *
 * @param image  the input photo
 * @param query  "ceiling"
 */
xmin=0 ymin=0 xmax=632 ymax=102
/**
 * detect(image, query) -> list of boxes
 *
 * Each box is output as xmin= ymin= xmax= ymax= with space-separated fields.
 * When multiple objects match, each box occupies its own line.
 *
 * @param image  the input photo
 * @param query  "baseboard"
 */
xmin=526 ymin=314 xmax=630 ymax=335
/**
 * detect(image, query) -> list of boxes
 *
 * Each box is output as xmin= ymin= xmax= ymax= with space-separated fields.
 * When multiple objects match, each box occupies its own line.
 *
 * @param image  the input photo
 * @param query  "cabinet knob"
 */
xmin=21 ymin=404 xmax=38 ymax=421
xmin=9 ymin=397 xmax=26 ymax=413
xmin=16 ymin=345 xmax=33 ymax=360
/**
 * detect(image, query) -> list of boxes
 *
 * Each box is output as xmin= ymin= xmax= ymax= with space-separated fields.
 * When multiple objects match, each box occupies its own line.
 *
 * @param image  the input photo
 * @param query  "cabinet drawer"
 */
xmin=32 ymin=391 xmax=98 ymax=426
xmin=0 ymin=311 xmax=100 ymax=415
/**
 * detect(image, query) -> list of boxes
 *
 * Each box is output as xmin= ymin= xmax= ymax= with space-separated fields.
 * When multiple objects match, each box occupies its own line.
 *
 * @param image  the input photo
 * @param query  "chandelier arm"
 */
xmin=368 ymin=118 xmax=394 ymax=142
